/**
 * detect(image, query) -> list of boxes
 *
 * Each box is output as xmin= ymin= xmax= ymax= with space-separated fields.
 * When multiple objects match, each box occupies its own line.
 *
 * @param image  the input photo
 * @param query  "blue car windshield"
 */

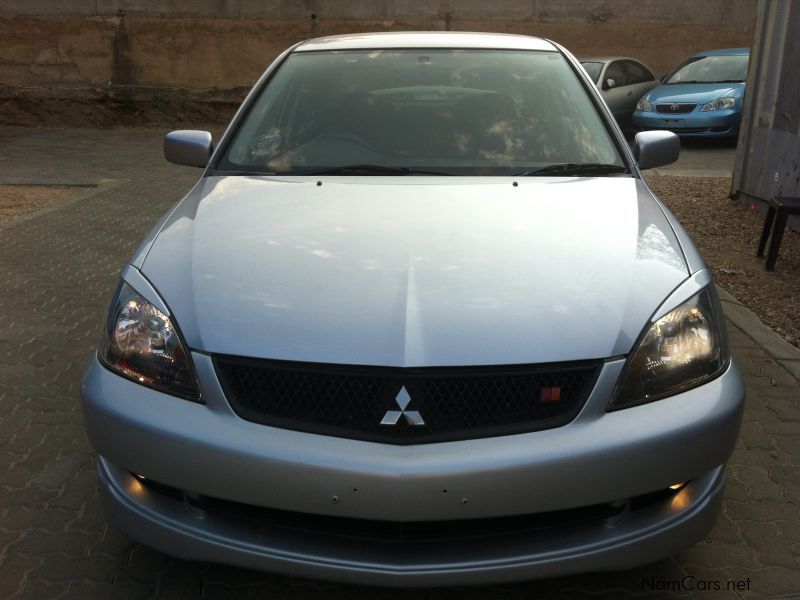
xmin=665 ymin=55 xmax=749 ymax=84
xmin=218 ymin=49 xmax=624 ymax=176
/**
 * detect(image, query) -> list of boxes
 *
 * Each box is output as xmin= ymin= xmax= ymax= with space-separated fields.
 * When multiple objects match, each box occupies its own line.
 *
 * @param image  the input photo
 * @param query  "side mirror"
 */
xmin=605 ymin=78 xmax=616 ymax=89
xmin=633 ymin=130 xmax=680 ymax=170
xmin=164 ymin=130 xmax=213 ymax=167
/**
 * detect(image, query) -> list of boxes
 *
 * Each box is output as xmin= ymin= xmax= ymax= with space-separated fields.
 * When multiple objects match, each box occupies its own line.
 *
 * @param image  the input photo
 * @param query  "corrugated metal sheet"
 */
xmin=731 ymin=0 xmax=800 ymax=205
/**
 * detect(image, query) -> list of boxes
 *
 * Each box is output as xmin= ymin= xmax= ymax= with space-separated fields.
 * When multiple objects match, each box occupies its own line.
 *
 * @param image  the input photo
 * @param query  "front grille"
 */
xmin=214 ymin=356 xmax=601 ymax=444
xmin=656 ymin=103 xmax=696 ymax=114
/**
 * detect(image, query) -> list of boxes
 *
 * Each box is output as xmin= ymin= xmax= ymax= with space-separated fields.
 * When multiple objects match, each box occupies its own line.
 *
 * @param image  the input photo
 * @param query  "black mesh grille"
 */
xmin=214 ymin=357 xmax=601 ymax=444
xmin=655 ymin=103 xmax=696 ymax=114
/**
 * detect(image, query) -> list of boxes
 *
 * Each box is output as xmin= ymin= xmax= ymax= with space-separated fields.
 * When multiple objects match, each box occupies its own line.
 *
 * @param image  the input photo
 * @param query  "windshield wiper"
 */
xmin=275 ymin=164 xmax=453 ymax=176
xmin=514 ymin=163 xmax=629 ymax=177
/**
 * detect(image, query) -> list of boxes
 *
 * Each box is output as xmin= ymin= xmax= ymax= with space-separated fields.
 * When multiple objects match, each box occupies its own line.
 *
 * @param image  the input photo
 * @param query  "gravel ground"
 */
xmin=0 ymin=185 xmax=89 ymax=224
xmin=647 ymin=175 xmax=800 ymax=348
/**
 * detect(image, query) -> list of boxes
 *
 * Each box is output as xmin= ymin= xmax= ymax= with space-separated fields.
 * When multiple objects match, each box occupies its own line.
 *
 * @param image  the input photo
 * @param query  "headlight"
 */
xmin=610 ymin=286 xmax=729 ymax=410
xmin=98 ymin=282 xmax=201 ymax=401
xmin=636 ymin=98 xmax=652 ymax=112
xmin=700 ymin=97 xmax=735 ymax=111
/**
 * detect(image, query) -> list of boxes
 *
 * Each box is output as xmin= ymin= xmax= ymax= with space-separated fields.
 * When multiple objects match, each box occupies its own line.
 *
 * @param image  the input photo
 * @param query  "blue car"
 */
xmin=632 ymin=47 xmax=749 ymax=139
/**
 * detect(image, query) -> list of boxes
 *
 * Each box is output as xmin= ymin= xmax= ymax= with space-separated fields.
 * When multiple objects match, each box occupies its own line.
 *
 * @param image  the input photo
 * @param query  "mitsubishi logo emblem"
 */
xmin=380 ymin=386 xmax=425 ymax=426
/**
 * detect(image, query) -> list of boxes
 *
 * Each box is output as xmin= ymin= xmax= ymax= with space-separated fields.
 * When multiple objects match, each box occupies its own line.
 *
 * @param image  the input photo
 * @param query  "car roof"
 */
xmin=690 ymin=47 xmax=750 ymax=57
xmin=294 ymin=32 xmax=558 ymax=52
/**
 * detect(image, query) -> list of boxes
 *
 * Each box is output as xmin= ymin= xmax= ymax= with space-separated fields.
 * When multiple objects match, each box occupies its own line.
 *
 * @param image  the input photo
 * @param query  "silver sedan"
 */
xmin=82 ymin=32 xmax=744 ymax=587
xmin=581 ymin=56 xmax=659 ymax=124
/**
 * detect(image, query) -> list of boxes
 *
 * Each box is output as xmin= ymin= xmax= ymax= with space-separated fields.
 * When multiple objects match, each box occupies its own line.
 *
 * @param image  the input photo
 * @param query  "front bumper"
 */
xmin=99 ymin=458 xmax=726 ymax=586
xmin=632 ymin=109 xmax=740 ymax=137
xmin=82 ymin=353 xmax=744 ymax=585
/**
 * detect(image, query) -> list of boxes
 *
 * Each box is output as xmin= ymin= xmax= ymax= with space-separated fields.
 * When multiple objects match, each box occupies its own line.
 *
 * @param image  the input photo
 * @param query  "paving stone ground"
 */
xmin=0 ymin=127 xmax=798 ymax=599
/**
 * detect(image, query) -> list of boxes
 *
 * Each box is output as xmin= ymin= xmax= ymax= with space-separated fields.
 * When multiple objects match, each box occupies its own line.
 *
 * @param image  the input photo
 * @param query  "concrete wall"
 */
xmin=0 ymin=0 xmax=757 ymax=126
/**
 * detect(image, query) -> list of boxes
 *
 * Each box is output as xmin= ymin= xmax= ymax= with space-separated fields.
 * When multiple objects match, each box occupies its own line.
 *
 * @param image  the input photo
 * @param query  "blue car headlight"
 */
xmin=700 ymin=97 xmax=736 ymax=112
xmin=636 ymin=98 xmax=652 ymax=112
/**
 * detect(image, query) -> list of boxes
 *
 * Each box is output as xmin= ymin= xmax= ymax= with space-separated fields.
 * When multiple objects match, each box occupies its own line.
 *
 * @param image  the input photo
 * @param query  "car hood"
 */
xmin=140 ymin=176 xmax=689 ymax=367
xmin=645 ymin=82 xmax=744 ymax=104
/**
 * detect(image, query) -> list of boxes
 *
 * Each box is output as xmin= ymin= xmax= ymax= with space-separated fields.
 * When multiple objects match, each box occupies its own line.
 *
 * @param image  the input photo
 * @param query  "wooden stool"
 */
xmin=757 ymin=196 xmax=800 ymax=271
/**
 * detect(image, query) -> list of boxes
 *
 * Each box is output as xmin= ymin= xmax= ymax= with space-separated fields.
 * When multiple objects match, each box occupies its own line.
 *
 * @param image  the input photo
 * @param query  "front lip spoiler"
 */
xmin=98 ymin=458 xmax=726 ymax=587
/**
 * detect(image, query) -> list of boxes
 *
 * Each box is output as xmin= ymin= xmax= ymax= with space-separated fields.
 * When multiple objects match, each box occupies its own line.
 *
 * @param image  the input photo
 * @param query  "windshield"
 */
xmin=218 ymin=49 xmax=624 ymax=176
xmin=580 ymin=61 xmax=604 ymax=84
xmin=665 ymin=54 xmax=749 ymax=84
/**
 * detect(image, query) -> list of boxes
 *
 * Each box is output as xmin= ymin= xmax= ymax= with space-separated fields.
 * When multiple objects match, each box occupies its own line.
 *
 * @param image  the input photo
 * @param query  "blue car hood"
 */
xmin=645 ymin=82 xmax=744 ymax=104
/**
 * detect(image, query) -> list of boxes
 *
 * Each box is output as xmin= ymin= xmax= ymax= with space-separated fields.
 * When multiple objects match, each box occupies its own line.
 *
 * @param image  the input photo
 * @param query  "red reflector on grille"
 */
xmin=540 ymin=387 xmax=561 ymax=402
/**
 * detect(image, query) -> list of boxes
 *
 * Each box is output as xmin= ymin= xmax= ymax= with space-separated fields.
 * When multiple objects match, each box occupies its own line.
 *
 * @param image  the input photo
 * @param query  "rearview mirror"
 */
xmin=605 ymin=78 xmax=616 ymax=89
xmin=633 ymin=131 xmax=680 ymax=170
xmin=164 ymin=130 xmax=213 ymax=167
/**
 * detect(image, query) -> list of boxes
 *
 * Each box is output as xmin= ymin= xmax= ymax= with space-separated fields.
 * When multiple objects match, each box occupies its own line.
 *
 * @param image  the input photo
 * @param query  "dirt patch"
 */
xmin=0 ymin=185 xmax=91 ymax=225
xmin=647 ymin=175 xmax=800 ymax=348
